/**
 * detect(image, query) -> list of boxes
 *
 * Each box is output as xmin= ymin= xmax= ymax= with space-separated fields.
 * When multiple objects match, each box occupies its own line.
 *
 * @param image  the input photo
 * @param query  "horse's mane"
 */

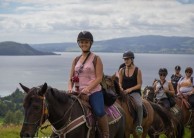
xmin=113 ymin=78 xmax=121 ymax=95
xmin=149 ymin=102 xmax=172 ymax=129
xmin=46 ymin=87 xmax=71 ymax=104
xmin=113 ymin=76 xmax=127 ymax=102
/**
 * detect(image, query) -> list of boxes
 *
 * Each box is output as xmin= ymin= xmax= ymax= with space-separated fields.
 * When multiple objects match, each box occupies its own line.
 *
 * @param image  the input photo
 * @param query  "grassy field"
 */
xmin=0 ymin=120 xmax=191 ymax=138
xmin=0 ymin=121 xmax=52 ymax=138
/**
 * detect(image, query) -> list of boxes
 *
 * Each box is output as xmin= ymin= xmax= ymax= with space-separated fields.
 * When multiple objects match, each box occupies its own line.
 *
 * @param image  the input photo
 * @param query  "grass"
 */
xmin=0 ymin=121 xmax=52 ymax=138
xmin=0 ymin=121 xmax=191 ymax=138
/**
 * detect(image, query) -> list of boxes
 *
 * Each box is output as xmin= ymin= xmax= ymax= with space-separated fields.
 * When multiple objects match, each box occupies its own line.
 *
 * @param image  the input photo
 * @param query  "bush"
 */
xmin=3 ymin=110 xmax=23 ymax=125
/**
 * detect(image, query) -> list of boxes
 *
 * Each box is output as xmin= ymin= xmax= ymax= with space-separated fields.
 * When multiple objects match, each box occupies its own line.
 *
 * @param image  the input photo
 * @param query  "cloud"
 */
xmin=0 ymin=0 xmax=194 ymax=43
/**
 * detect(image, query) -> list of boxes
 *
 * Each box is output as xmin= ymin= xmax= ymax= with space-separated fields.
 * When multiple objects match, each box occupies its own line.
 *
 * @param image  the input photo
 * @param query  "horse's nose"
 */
xmin=20 ymin=132 xmax=33 ymax=138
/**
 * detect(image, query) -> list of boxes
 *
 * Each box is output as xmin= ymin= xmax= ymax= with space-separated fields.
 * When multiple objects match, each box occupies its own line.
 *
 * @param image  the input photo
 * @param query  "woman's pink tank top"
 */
xmin=74 ymin=52 xmax=101 ymax=95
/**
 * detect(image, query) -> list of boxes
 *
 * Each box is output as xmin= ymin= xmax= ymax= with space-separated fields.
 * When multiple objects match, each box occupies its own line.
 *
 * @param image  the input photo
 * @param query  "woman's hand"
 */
xmin=124 ymin=88 xmax=132 ymax=94
xmin=68 ymin=88 xmax=73 ymax=93
xmin=81 ymin=87 xmax=90 ymax=94
xmin=163 ymin=87 xmax=169 ymax=93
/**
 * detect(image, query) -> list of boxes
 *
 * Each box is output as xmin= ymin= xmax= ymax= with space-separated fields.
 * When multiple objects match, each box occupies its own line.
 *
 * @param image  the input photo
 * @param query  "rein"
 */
xmin=51 ymin=93 xmax=81 ymax=127
xmin=23 ymin=92 xmax=82 ymax=137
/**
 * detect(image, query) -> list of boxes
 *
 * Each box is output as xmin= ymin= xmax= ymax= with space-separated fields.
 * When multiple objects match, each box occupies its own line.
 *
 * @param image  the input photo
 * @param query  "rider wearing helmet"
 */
xmin=118 ymin=50 xmax=143 ymax=134
xmin=68 ymin=31 xmax=109 ymax=137
xmin=171 ymin=65 xmax=182 ymax=94
xmin=77 ymin=31 xmax=93 ymax=53
xmin=153 ymin=68 xmax=175 ymax=109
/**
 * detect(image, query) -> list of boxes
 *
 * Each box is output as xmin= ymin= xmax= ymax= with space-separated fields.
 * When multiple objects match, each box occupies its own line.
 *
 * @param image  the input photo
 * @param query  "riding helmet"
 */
xmin=77 ymin=31 xmax=93 ymax=42
xmin=175 ymin=65 xmax=181 ymax=70
xmin=158 ymin=68 xmax=168 ymax=75
xmin=123 ymin=51 xmax=135 ymax=59
xmin=185 ymin=67 xmax=193 ymax=74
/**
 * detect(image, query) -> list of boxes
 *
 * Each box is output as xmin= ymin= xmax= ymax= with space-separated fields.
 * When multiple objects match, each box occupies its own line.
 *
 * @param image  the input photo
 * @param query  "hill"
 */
xmin=31 ymin=35 xmax=194 ymax=54
xmin=0 ymin=41 xmax=56 ymax=55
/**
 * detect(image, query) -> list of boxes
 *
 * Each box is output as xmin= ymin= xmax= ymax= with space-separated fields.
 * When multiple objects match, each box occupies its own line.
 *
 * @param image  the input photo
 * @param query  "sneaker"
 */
xmin=136 ymin=126 xmax=143 ymax=135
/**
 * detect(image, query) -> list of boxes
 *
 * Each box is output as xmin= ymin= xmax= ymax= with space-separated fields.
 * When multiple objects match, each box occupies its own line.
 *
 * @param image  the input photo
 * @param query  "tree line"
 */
xmin=0 ymin=88 xmax=25 ymax=125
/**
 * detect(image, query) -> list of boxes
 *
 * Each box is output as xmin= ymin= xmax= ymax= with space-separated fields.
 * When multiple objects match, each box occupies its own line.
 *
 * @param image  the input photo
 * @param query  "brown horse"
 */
xmin=101 ymin=75 xmax=154 ymax=138
xmin=19 ymin=83 xmax=126 ymax=138
xmin=143 ymin=86 xmax=185 ymax=138
xmin=175 ymin=94 xmax=194 ymax=138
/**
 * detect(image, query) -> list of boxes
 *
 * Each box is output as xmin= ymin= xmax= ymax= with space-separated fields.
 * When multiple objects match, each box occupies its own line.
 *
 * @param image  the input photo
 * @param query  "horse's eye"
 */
xmin=33 ymin=105 xmax=41 ymax=110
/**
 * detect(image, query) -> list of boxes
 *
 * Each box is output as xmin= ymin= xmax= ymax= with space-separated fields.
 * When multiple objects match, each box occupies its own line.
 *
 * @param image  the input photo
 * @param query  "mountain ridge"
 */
xmin=0 ymin=41 xmax=56 ymax=55
xmin=31 ymin=35 xmax=194 ymax=54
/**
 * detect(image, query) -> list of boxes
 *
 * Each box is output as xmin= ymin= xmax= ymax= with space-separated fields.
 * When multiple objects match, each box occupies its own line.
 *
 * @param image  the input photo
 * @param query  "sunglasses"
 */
xmin=186 ymin=71 xmax=192 ymax=74
xmin=159 ymin=73 xmax=166 ymax=77
xmin=123 ymin=58 xmax=130 ymax=61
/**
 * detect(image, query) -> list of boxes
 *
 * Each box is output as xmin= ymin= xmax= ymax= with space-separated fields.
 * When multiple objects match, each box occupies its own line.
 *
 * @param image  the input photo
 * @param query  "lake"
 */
xmin=0 ymin=52 xmax=193 ymax=96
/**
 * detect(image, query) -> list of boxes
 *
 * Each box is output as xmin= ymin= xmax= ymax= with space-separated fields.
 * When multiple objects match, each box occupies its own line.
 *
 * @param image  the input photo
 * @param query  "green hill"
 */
xmin=0 ymin=41 xmax=56 ymax=55
xmin=31 ymin=35 xmax=194 ymax=54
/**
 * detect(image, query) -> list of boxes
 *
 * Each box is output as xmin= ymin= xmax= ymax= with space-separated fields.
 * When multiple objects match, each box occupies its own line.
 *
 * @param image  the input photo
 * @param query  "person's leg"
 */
xmin=163 ymin=98 xmax=171 ymax=110
xmin=89 ymin=91 xmax=109 ymax=138
xmin=130 ymin=92 xmax=143 ymax=134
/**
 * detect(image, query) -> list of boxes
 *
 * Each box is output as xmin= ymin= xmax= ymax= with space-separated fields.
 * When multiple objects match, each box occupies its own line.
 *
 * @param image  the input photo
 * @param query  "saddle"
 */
xmin=67 ymin=93 xmax=122 ymax=138
xmin=77 ymin=94 xmax=122 ymax=126
xmin=127 ymin=96 xmax=147 ymax=124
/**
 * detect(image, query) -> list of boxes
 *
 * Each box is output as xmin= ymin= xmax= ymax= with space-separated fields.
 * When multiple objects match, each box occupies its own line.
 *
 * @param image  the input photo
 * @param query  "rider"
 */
xmin=177 ymin=67 xmax=194 ymax=107
xmin=171 ymin=65 xmax=182 ymax=94
xmin=153 ymin=68 xmax=175 ymax=109
xmin=118 ymin=50 xmax=143 ymax=134
xmin=177 ymin=67 xmax=194 ymax=96
xmin=68 ymin=31 xmax=109 ymax=138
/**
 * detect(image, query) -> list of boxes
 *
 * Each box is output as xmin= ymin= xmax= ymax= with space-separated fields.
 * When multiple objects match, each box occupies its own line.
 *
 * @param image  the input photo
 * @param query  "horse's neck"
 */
xmin=47 ymin=93 xmax=84 ymax=130
xmin=46 ymin=92 xmax=73 ymax=129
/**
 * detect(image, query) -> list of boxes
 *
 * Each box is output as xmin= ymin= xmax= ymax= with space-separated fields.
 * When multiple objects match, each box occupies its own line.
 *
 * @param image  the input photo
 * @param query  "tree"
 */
xmin=14 ymin=110 xmax=23 ymax=125
xmin=3 ymin=111 xmax=14 ymax=125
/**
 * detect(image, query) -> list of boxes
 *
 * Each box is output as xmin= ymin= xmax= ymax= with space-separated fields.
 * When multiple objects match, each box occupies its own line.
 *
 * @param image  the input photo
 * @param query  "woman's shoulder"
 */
xmin=91 ymin=52 xmax=99 ymax=59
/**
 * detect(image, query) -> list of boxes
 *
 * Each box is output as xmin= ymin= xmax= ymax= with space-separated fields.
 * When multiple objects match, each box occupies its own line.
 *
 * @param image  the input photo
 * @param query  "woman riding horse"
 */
xmin=102 ymin=74 xmax=154 ymax=138
xmin=118 ymin=51 xmax=144 ymax=134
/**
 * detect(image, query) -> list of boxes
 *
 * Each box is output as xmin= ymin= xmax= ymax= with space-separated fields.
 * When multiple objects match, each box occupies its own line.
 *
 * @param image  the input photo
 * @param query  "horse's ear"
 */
xmin=40 ymin=83 xmax=47 ymax=96
xmin=111 ymin=73 xmax=116 ymax=80
xmin=19 ymin=83 xmax=30 ymax=93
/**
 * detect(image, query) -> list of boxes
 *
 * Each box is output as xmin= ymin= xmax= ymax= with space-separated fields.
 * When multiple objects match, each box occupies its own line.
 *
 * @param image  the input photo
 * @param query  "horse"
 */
xmin=19 ymin=83 xmax=126 ymax=138
xmin=101 ymin=74 xmax=154 ymax=138
xmin=143 ymin=86 xmax=185 ymax=138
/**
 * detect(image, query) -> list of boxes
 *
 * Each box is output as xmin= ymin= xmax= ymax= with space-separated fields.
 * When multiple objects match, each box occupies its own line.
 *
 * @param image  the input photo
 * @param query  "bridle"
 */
xmin=22 ymin=95 xmax=48 ymax=137
xmin=22 ymin=90 xmax=82 ymax=137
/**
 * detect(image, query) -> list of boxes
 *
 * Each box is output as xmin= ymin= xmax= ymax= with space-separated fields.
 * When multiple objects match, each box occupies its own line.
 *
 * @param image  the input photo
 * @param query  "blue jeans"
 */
xmin=89 ymin=91 xmax=105 ymax=117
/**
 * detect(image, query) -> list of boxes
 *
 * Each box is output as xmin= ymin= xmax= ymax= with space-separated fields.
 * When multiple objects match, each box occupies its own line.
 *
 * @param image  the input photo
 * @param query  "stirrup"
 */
xmin=136 ymin=126 xmax=143 ymax=135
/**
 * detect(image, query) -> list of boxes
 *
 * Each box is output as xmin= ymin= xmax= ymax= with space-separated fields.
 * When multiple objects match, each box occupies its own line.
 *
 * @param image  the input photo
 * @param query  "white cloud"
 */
xmin=0 ymin=0 xmax=194 ymax=43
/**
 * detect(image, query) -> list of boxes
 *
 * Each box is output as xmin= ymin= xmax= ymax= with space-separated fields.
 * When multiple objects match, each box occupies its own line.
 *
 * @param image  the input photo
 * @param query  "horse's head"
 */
xmin=20 ymin=83 xmax=48 ymax=138
xmin=101 ymin=74 xmax=119 ymax=93
xmin=143 ymin=86 xmax=155 ymax=102
xmin=101 ymin=74 xmax=126 ymax=98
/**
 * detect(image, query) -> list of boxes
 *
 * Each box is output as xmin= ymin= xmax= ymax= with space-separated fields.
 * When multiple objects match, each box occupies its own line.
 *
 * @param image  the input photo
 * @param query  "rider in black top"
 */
xmin=118 ymin=51 xmax=143 ymax=134
xmin=171 ymin=65 xmax=182 ymax=94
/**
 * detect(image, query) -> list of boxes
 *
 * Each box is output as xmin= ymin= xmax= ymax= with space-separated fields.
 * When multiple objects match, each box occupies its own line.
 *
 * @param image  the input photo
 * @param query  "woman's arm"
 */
xmin=167 ymin=81 xmax=175 ymax=96
xmin=118 ymin=68 xmax=124 ymax=91
xmin=68 ymin=58 xmax=76 ymax=93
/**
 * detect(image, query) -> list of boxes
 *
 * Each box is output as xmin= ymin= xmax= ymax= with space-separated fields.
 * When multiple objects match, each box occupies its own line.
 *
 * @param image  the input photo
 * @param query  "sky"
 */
xmin=0 ymin=0 xmax=194 ymax=44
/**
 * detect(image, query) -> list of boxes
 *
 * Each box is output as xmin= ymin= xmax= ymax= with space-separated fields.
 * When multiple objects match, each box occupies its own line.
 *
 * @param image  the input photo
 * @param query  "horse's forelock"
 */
xmin=23 ymin=87 xmax=39 ymax=106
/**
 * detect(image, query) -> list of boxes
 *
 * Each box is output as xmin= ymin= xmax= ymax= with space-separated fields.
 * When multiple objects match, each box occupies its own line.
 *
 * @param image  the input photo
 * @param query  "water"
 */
xmin=0 ymin=52 xmax=193 ymax=97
